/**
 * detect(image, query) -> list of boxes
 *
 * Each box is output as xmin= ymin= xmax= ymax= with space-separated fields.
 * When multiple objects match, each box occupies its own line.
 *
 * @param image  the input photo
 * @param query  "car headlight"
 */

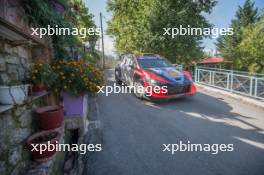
xmin=146 ymin=77 xmax=165 ymax=86
xmin=149 ymin=78 xmax=157 ymax=84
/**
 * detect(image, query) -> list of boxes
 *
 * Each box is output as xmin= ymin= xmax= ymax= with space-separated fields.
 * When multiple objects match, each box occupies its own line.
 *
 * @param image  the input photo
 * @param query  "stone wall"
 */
xmin=0 ymin=97 xmax=47 ymax=175
xmin=0 ymin=38 xmax=36 ymax=175
xmin=0 ymin=39 xmax=62 ymax=175
xmin=0 ymin=40 xmax=32 ymax=84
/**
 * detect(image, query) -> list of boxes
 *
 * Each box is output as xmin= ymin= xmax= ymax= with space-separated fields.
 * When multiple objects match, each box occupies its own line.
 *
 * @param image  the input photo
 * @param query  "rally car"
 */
xmin=115 ymin=53 xmax=197 ymax=100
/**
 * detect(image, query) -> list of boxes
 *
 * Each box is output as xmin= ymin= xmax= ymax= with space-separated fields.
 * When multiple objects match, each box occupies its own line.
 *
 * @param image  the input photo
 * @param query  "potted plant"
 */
xmin=30 ymin=63 xmax=57 ymax=96
xmin=51 ymin=60 xmax=103 ymax=115
xmin=0 ymin=81 xmax=29 ymax=105
xmin=35 ymin=105 xmax=64 ymax=130
xmin=26 ymin=129 xmax=61 ymax=161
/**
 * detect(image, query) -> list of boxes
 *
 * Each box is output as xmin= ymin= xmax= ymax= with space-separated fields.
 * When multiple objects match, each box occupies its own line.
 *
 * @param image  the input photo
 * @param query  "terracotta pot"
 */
xmin=26 ymin=130 xmax=61 ymax=161
xmin=32 ymin=84 xmax=47 ymax=96
xmin=36 ymin=106 xmax=64 ymax=130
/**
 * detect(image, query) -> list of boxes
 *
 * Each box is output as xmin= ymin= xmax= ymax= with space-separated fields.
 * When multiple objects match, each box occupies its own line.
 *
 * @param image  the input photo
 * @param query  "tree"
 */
xmin=107 ymin=0 xmax=216 ymax=64
xmin=107 ymin=0 xmax=153 ymax=53
xmin=238 ymin=16 xmax=264 ymax=73
xmin=147 ymin=0 xmax=217 ymax=64
xmin=216 ymin=0 xmax=259 ymax=70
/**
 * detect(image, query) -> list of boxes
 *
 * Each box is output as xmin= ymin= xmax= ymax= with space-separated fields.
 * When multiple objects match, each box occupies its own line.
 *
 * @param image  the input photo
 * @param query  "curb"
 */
xmin=196 ymin=84 xmax=264 ymax=109
xmin=77 ymin=96 xmax=103 ymax=175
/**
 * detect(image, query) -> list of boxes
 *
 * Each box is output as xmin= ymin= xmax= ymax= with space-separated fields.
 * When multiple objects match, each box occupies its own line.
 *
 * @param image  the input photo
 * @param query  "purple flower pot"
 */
xmin=61 ymin=92 xmax=87 ymax=116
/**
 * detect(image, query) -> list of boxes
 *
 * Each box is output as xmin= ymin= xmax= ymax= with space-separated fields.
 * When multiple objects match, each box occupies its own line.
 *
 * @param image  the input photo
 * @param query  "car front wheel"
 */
xmin=133 ymin=80 xmax=145 ymax=99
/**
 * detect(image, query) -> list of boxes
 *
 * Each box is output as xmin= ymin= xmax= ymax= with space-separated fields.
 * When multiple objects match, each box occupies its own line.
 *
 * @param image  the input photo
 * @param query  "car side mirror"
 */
xmin=173 ymin=64 xmax=179 ymax=69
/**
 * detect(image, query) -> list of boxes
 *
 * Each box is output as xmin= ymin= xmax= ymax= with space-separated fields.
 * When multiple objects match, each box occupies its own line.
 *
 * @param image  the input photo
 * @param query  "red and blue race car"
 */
xmin=115 ymin=53 xmax=197 ymax=100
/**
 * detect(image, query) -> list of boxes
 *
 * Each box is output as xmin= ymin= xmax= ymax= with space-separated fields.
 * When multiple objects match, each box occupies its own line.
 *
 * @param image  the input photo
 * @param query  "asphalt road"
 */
xmin=83 ymin=69 xmax=264 ymax=175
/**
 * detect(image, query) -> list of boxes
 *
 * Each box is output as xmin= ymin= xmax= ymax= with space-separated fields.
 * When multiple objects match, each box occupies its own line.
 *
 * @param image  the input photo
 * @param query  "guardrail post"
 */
xmin=227 ymin=73 xmax=230 ymax=90
xmin=197 ymin=69 xmax=200 ymax=83
xmin=249 ymin=77 xmax=253 ymax=96
xmin=195 ymin=66 xmax=198 ymax=82
xmin=231 ymin=71 xmax=234 ymax=92
xmin=212 ymin=71 xmax=215 ymax=86
xmin=209 ymin=71 xmax=212 ymax=85
xmin=254 ymin=78 xmax=258 ymax=97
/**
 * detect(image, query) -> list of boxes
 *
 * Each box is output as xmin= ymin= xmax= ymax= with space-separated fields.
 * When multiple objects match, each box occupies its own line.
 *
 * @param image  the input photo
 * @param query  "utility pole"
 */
xmin=100 ymin=12 xmax=105 ymax=69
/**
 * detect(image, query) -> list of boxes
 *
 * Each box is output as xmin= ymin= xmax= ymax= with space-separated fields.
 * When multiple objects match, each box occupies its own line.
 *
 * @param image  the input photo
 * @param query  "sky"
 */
xmin=84 ymin=0 xmax=114 ymax=56
xmin=84 ymin=0 xmax=264 ymax=56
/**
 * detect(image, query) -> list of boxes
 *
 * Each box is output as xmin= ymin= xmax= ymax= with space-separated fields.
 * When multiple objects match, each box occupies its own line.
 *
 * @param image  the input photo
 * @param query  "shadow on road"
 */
xmin=144 ymin=92 xmax=264 ymax=150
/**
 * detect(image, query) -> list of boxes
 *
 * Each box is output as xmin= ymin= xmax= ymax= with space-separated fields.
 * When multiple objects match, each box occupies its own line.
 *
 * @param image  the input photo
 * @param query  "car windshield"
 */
xmin=137 ymin=58 xmax=173 ymax=68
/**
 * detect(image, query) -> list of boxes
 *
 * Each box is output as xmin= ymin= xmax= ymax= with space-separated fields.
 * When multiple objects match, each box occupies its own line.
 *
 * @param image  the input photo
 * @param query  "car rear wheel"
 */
xmin=115 ymin=77 xmax=122 ymax=85
xmin=115 ymin=70 xmax=122 ymax=85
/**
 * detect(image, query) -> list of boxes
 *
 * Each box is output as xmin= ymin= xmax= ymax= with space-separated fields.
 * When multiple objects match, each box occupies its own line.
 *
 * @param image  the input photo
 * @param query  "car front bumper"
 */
xmin=143 ymin=82 xmax=197 ymax=100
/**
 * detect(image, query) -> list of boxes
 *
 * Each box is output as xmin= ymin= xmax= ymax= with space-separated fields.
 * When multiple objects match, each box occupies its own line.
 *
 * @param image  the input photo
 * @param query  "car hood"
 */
xmin=144 ymin=67 xmax=191 ymax=85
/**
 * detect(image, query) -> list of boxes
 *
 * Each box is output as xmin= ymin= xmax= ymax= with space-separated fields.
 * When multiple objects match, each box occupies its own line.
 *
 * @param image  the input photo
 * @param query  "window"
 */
xmin=137 ymin=58 xmax=173 ymax=68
